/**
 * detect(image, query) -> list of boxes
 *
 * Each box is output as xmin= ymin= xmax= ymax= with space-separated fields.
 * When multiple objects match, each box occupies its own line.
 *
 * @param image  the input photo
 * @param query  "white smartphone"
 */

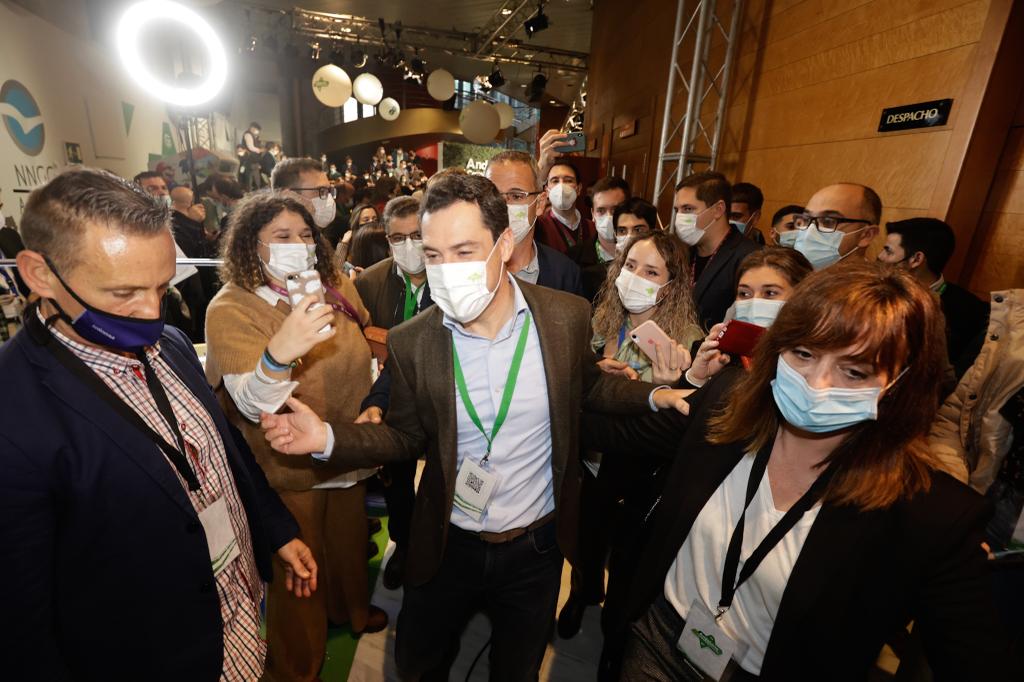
xmin=285 ymin=270 xmax=332 ymax=334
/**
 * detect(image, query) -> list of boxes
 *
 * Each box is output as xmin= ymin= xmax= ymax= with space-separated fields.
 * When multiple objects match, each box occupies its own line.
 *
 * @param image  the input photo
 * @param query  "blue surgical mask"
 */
xmin=733 ymin=298 xmax=785 ymax=328
xmin=730 ymin=219 xmax=748 ymax=235
xmin=771 ymin=354 xmax=901 ymax=433
xmin=45 ymin=256 xmax=164 ymax=350
xmin=794 ymin=224 xmax=867 ymax=269
xmin=776 ymin=230 xmax=799 ymax=248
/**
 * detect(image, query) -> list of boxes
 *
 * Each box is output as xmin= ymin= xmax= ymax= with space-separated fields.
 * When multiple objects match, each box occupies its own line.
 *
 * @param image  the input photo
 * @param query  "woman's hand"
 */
xmin=597 ymin=357 xmax=639 ymax=381
xmin=265 ymin=294 xmax=336 ymax=365
xmin=651 ymin=342 xmax=692 ymax=386
xmin=689 ymin=323 xmax=731 ymax=384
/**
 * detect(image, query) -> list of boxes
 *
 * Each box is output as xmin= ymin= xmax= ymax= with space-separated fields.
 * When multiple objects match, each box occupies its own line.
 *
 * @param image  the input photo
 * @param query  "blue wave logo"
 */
xmin=0 ymin=80 xmax=45 ymax=156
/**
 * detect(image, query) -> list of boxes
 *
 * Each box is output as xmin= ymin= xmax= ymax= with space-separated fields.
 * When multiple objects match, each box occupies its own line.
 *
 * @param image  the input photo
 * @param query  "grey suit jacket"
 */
xmin=327 ymin=280 xmax=656 ymax=586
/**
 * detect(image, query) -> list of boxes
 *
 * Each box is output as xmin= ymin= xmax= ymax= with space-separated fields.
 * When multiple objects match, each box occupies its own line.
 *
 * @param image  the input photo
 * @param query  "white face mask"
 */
xmin=794 ymin=224 xmax=866 ymax=269
xmin=674 ymin=205 xmax=711 ymax=246
xmin=549 ymin=183 xmax=577 ymax=211
xmin=614 ymin=235 xmax=630 ymax=253
xmin=157 ymin=194 xmax=172 ymax=209
xmin=391 ymin=237 xmax=425 ymax=275
xmin=425 ymin=239 xmax=504 ymax=324
xmin=507 ymin=200 xmax=537 ymax=244
xmin=615 ymin=268 xmax=666 ymax=314
xmin=733 ymin=297 xmax=786 ymax=328
xmin=595 ymin=213 xmax=615 ymax=241
xmin=310 ymin=195 xmax=337 ymax=228
xmin=261 ymin=242 xmax=317 ymax=281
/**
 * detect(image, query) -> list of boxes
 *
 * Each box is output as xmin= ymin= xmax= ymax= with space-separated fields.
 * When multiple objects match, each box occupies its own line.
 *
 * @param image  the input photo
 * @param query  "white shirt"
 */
xmin=664 ymin=454 xmax=821 ymax=674
xmin=224 ymin=285 xmax=375 ymax=489
xmin=443 ymin=277 xmax=554 ymax=532
xmin=551 ymin=207 xmax=582 ymax=231
xmin=513 ymin=242 xmax=541 ymax=285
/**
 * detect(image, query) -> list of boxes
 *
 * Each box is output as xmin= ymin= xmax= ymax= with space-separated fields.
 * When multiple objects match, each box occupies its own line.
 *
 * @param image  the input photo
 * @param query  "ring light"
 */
xmin=117 ymin=1 xmax=228 ymax=107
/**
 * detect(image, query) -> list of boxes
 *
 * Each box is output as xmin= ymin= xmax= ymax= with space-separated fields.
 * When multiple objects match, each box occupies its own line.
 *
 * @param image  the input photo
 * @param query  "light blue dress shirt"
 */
xmin=443 ymin=276 xmax=553 ymax=533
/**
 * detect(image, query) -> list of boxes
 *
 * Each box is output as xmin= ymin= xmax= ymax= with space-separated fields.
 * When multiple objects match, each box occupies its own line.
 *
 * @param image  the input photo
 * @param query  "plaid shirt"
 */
xmin=48 ymin=317 xmax=266 ymax=680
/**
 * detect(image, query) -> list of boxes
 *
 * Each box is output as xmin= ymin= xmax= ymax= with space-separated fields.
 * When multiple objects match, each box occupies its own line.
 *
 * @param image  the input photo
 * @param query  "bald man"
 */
xmin=792 ymin=183 xmax=881 ymax=269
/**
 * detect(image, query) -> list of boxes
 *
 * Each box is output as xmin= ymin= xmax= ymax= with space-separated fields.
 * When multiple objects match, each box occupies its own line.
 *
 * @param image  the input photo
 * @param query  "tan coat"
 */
xmin=204 ymin=279 xmax=374 ymax=491
xmin=930 ymin=289 xmax=1023 ymax=491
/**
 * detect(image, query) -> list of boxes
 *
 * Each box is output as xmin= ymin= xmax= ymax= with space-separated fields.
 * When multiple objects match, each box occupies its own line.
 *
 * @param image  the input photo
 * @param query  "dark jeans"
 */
xmin=382 ymin=460 xmax=417 ymax=548
xmin=620 ymin=595 xmax=758 ymax=681
xmin=395 ymin=519 xmax=563 ymax=682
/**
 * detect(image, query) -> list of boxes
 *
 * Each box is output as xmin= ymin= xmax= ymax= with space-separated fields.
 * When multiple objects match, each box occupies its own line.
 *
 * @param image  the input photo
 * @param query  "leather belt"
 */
xmin=474 ymin=511 xmax=556 ymax=545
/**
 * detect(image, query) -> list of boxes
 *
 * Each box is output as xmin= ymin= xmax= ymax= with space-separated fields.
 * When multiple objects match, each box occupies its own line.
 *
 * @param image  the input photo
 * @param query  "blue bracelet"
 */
xmin=262 ymin=348 xmax=296 ymax=371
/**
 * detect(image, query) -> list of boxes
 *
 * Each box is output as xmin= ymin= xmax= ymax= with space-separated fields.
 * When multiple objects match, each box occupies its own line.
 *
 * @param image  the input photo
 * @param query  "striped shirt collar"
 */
xmin=35 ymin=306 xmax=161 ymax=371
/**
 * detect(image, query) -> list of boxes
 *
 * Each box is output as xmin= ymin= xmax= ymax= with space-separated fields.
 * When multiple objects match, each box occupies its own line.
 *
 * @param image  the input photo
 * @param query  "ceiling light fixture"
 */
xmin=523 ymin=3 xmax=549 ymax=38
xmin=488 ymin=65 xmax=505 ymax=89
xmin=528 ymin=71 xmax=547 ymax=102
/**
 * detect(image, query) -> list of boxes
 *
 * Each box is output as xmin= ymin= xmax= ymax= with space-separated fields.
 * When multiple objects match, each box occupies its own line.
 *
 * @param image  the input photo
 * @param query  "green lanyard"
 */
xmin=403 ymin=273 xmax=425 ymax=321
xmin=452 ymin=312 xmax=532 ymax=462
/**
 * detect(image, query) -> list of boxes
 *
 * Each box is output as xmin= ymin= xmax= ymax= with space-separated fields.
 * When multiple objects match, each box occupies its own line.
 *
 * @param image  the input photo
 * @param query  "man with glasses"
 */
xmin=673 ymin=171 xmax=760 ymax=329
xmin=792 ymin=183 xmax=881 ymax=269
xmin=354 ymin=195 xmax=434 ymax=590
xmin=534 ymin=161 xmax=597 ymax=265
xmin=270 ymin=158 xmax=339 ymax=230
xmin=484 ymin=151 xmax=583 ymax=296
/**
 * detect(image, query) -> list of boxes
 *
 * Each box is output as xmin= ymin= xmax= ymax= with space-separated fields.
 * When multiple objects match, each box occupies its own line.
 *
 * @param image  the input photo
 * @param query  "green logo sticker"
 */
xmin=645 ymin=286 xmax=655 ymax=296
xmin=313 ymin=77 xmax=330 ymax=92
xmin=467 ymin=272 xmax=483 ymax=283
xmin=691 ymin=628 xmax=723 ymax=656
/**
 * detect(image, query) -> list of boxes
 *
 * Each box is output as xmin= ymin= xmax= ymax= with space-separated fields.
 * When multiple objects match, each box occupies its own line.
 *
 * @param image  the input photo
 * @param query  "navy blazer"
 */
xmin=0 ymin=315 xmax=298 ymax=681
xmin=535 ymin=241 xmax=584 ymax=297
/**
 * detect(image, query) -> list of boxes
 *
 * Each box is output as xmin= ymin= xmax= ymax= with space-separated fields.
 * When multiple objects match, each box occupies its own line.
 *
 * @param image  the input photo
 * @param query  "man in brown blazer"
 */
xmin=261 ymin=172 xmax=689 ymax=681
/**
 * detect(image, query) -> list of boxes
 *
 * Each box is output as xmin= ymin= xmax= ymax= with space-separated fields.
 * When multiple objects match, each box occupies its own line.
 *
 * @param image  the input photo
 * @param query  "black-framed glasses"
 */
xmin=499 ymin=190 xmax=543 ymax=204
xmin=293 ymin=186 xmax=338 ymax=200
xmin=792 ymin=213 xmax=872 ymax=233
xmin=386 ymin=233 xmax=422 ymax=246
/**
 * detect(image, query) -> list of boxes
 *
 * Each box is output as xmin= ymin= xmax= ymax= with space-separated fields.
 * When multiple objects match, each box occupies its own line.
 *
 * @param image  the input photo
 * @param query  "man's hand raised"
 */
xmin=261 ymin=397 xmax=328 ymax=455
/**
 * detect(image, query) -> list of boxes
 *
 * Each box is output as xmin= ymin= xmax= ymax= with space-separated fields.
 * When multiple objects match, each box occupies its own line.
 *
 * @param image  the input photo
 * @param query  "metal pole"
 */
xmin=183 ymin=117 xmax=199 ymax=190
xmin=473 ymin=0 xmax=533 ymax=57
xmin=676 ymin=0 xmax=713 ymax=186
xmin=653 ymin=0 xmax=687 ymax=205
xmin=709 ymin=0 xmax=744 ymax=167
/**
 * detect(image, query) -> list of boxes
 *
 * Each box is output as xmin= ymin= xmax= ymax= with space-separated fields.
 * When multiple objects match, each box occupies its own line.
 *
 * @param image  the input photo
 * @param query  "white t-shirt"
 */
xmin=664 ymin=454 xmax=821 ymax=674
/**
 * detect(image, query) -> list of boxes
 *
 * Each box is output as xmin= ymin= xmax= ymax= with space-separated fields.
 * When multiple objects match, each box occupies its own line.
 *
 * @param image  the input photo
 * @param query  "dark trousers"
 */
xmin=382 ymin=460 xmax=417 ymax=547
xmin=620 ymin=595 xmax=758 ymax=681
xmin=394 ymin=519 xmax=564 ymax=682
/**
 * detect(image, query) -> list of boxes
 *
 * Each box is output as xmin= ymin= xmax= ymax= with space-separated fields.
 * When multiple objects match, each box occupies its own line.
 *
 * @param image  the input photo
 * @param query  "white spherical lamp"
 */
xmin=310 ymin=64 xmax=352 ymax=107
xmin=494 ymin=102 xmax=515 ymax=129
xmin=426 ymin=69 xmax=456 ymax=101
xmin=353 ymin=73 xmax=384 ymax=106
xmin=379 ymin=97 xmax=401 ymax=121
xmin=459 ymin=101 xmax=501 ymax=144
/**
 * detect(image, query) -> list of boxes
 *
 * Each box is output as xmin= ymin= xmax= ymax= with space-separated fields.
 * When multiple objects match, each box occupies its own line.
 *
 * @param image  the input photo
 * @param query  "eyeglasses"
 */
xmin=499 ymin=190 xmax=543 ymax=204
xmin=293 ymin=186 xmax=338 ymax=200
xmin=386 ymin=233 xmax=422 ymax=246
xmin=614 ymin=225 xmax=652 ymax=238
xmin=793 ymin=213 xmax=872 ymax=233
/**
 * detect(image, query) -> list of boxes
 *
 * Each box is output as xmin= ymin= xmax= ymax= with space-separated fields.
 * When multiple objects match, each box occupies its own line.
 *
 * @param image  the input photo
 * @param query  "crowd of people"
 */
xmin=0 ymin=124 xmax=1020 ymax=682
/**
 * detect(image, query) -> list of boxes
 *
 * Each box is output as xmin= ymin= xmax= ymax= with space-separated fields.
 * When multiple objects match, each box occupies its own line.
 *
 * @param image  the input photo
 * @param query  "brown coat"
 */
xmin=324 ymin=280 xmax=657 ymax=586
xmin=204 ymin=280 xmax=374 ymax=491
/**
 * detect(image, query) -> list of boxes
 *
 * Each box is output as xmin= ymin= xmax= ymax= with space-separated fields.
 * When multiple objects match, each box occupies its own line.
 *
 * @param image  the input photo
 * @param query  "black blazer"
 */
xmin=535 ymin=241 xmax=584 ymax=297
xmin=589 ymin=367 xmax=1005 ymax=680
xmin=0 ymin=315 xmax=298 ymax=681
xmin=694 ymin=227 xmax=761 ymax=329
xmin=940 ymin=281 xmax=990 ymax=371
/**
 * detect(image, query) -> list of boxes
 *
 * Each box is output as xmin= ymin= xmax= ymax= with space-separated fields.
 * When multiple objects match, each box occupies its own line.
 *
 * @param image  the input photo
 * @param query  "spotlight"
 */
xmin=528 ymin=71 xmax=547 ymax=102
xmin=488 ymin=66 xmax=505 ymax=88
xmin=352 ymin=47 xmax=368 ymax=69
xmin=523 ymin=3 xmax=549 ymax=38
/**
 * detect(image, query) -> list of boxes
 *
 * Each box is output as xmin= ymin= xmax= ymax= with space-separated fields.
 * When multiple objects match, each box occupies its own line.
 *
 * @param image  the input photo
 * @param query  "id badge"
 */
xmin=453 ymin=457 xmax=500 ymax=522
xmin=677 ymin=601 xmax=744 ymax=681
xmin=199 ymin=497 xmax=241 ymax=577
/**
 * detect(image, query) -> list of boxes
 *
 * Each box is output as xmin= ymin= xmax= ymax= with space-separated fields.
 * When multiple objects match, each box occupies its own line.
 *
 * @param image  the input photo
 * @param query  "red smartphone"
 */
xmin=629 ymin=320 xmax=674 ymax=362
xmin=716 ymin=319 xmax=766 ymax=357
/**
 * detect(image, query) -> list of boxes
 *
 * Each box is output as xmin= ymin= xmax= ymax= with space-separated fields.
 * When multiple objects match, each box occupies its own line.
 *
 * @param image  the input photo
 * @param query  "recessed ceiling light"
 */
xmin=501 ymin=8 xmax=513 ymax=15
xmin=548 ymin=99 xmax=557 ymax=104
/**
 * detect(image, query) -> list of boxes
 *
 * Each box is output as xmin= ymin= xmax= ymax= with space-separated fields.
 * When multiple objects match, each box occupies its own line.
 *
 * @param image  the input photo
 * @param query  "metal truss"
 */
xmin=652 ymin=0 xmax=744 ymax=205
xmin=288 ymin=6 xmax=588 ymax=74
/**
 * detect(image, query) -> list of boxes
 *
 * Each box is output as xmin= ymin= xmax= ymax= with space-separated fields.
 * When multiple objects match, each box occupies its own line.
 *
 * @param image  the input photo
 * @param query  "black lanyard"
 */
xmin=38 ymin=314 xmax=201 ymax=492
xmin=717 ymin=446 xmax=833 ymax=617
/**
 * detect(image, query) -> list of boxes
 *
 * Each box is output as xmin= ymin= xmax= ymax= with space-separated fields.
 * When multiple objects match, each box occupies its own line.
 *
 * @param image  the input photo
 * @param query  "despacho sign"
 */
xmin=878 ymin=99 xmax=953 ymax=133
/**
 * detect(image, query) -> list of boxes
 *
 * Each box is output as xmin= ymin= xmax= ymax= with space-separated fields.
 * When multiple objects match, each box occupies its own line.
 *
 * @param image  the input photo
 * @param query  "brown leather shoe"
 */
xmin=353 ymin=605 xmax=389 ymax=635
